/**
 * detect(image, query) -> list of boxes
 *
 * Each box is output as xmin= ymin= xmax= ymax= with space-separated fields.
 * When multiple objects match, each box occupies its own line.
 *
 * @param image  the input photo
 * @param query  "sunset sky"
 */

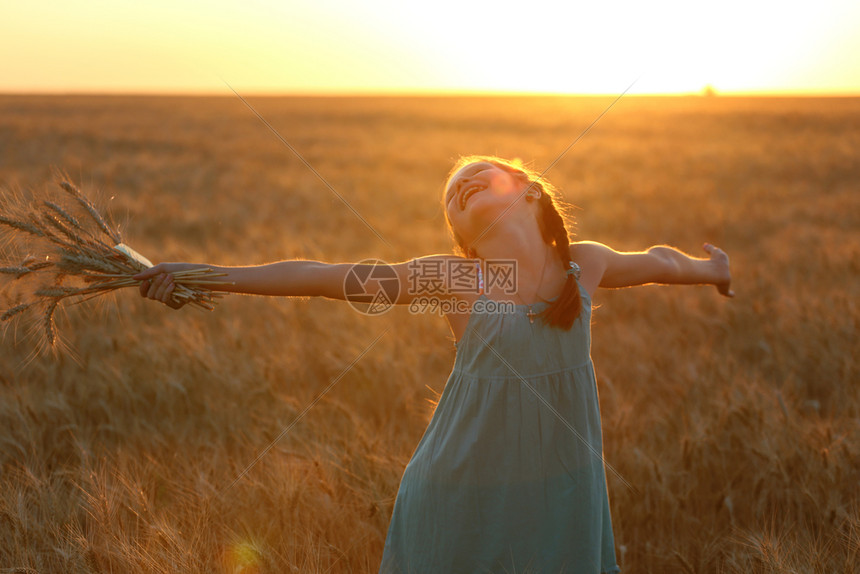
xmin=2 ymin=0 xmax=858 ymax=95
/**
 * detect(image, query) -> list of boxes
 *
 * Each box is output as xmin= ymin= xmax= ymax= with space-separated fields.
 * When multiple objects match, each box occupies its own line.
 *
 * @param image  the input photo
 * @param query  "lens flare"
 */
xmin=223 ymin=539 xmax=263 ymax=574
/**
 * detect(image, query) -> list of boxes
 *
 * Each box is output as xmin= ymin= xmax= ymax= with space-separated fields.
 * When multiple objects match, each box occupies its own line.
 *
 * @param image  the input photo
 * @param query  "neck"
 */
xmin=470 ymin=219 xmax=558 ymax=280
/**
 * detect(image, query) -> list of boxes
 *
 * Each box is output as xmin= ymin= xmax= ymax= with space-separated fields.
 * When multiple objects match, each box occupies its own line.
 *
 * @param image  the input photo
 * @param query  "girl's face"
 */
xmin=444 ymin=161 xmax=530 ymax=245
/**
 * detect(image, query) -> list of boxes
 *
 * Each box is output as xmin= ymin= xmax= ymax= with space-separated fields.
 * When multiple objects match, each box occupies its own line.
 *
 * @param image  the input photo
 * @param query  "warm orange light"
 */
xmin=1 ymin=0 xmax=858 ymax=95
xmin=223 ymin=539 xmax=263 ymax=574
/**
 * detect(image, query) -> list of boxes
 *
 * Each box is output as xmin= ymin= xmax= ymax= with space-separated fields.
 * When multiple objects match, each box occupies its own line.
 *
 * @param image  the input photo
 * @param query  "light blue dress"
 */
xmin=379 ymin=275 xmax=620 ymax=574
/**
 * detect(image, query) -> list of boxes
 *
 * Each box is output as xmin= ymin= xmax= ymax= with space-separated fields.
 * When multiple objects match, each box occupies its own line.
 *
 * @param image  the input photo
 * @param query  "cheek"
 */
xmin=490 ymin=172 xmax=522 ymax=197
xmin=446 ymin=209 xmax=471 ymax=239
xmin=446 ymin=207 xmax=462 ymax=228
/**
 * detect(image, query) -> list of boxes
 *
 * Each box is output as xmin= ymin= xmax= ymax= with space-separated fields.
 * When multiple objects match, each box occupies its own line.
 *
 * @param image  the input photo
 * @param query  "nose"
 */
xmin=456 ymin=178 xmax=469 ymax=195
xmin=457 ymin=175 xmax=482 ymax=193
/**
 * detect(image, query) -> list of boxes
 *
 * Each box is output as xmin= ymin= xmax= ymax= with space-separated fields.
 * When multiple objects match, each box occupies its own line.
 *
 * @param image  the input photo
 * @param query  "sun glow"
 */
xmin=0 ymin=0 xmax=857 ymax=95
xmin=223 ymin=539 xmax=263 ymax=574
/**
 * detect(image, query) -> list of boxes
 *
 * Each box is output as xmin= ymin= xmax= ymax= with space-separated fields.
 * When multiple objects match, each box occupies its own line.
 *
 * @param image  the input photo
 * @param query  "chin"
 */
xmin=468 ymin=200 xmax=512 ymax=224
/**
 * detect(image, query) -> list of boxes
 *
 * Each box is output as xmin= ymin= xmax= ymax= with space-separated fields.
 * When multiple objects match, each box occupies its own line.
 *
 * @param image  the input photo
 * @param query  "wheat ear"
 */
xmin=58 ymin=181 xmax=121 ymax=244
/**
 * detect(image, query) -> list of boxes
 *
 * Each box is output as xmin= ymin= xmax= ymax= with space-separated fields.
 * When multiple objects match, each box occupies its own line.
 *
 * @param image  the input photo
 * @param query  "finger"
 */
xmin=133 ymin=265 xmax=162 ymax=281
xmin=139 ymin=279 xmax=150 ymax=297
xmin=146 ymin=273 xmax=166 ymax=299
xmin=703 ymin=243 xmax=723 ymax=258
xmin=157 ymin=276 xmax=176 ymax=303
xmin=719 ymin=283 xmax=735 ymax=298
xmin=152 ymin=273 xmax=174 ymax=302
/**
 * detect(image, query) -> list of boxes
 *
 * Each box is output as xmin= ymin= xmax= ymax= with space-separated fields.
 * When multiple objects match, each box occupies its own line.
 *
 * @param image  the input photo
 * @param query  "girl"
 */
xmin=136 ymin=156 xmax=733 ymax=574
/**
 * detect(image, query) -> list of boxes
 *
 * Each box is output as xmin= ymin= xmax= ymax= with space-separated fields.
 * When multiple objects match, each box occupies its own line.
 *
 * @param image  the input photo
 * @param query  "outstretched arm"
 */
xmin=134 ymin=255 xmax=470 ymax=308
xmin=136 ymin=260 xmax=359 ymax=300
xmin=572 ymin=241 xmax=734 ymax=297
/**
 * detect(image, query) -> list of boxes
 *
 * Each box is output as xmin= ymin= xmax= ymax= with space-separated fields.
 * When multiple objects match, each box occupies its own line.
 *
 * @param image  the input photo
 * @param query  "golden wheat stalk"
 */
xmin=0 ymin=176 xmax=233 ymax=351
xmin=58 ymin=180 xmax=122 ymax=244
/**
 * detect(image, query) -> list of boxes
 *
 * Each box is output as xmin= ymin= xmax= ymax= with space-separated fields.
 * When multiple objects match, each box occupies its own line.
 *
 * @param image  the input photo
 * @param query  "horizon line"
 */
xmin=0 ymin=88 xmax=858 ymax=99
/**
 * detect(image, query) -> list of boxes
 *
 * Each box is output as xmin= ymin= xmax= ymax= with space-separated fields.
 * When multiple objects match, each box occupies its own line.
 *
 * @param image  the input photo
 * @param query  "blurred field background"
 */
xmin=0 ymin=95 xmax=858 ymax=573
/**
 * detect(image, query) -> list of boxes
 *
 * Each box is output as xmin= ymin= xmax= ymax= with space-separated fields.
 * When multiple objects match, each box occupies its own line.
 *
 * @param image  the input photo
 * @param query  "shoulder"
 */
xmin=570 ymin=240 xmax=610 ymax=258
xmin=569 ymin=241 xmax=614 ymax=296
xmin=569 ymin=241 xmax=615 ymax=269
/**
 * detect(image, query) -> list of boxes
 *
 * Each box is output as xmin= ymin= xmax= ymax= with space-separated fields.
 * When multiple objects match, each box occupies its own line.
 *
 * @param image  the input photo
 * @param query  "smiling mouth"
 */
xmin=460 ymin=185 xmax=486 ymax=210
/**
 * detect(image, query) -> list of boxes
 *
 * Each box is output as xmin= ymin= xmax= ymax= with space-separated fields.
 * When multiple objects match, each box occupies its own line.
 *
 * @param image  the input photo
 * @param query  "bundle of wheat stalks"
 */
xmin=0 ymin=175 xmax=229 ymax=351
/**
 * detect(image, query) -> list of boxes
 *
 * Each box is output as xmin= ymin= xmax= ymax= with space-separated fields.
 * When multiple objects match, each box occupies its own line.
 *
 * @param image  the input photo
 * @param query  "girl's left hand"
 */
xmin=703 ymin=243 xmax=734 ymax=298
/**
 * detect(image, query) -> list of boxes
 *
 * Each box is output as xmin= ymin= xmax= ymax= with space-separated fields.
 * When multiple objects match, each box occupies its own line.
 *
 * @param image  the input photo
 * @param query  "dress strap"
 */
xmin=475 ymin=259 xmax=485 ymax=294
xmin=566 ymin=261 xmax=581 ymax=280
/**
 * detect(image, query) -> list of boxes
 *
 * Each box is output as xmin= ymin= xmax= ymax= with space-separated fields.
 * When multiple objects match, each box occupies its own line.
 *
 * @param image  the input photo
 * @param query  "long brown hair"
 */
xmin=443 ymin=155 xmax=582 ymax=329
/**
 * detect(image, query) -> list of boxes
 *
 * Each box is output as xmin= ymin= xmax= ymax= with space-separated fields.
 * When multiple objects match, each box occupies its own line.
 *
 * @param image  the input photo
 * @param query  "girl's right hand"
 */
xmin=134 ymin=262 xmax=196 ymax=309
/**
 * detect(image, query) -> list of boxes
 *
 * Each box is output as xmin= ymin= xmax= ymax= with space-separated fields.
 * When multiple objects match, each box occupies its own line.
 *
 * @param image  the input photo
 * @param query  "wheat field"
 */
xmin=0 ymin=94 xmax=858 ymax=573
